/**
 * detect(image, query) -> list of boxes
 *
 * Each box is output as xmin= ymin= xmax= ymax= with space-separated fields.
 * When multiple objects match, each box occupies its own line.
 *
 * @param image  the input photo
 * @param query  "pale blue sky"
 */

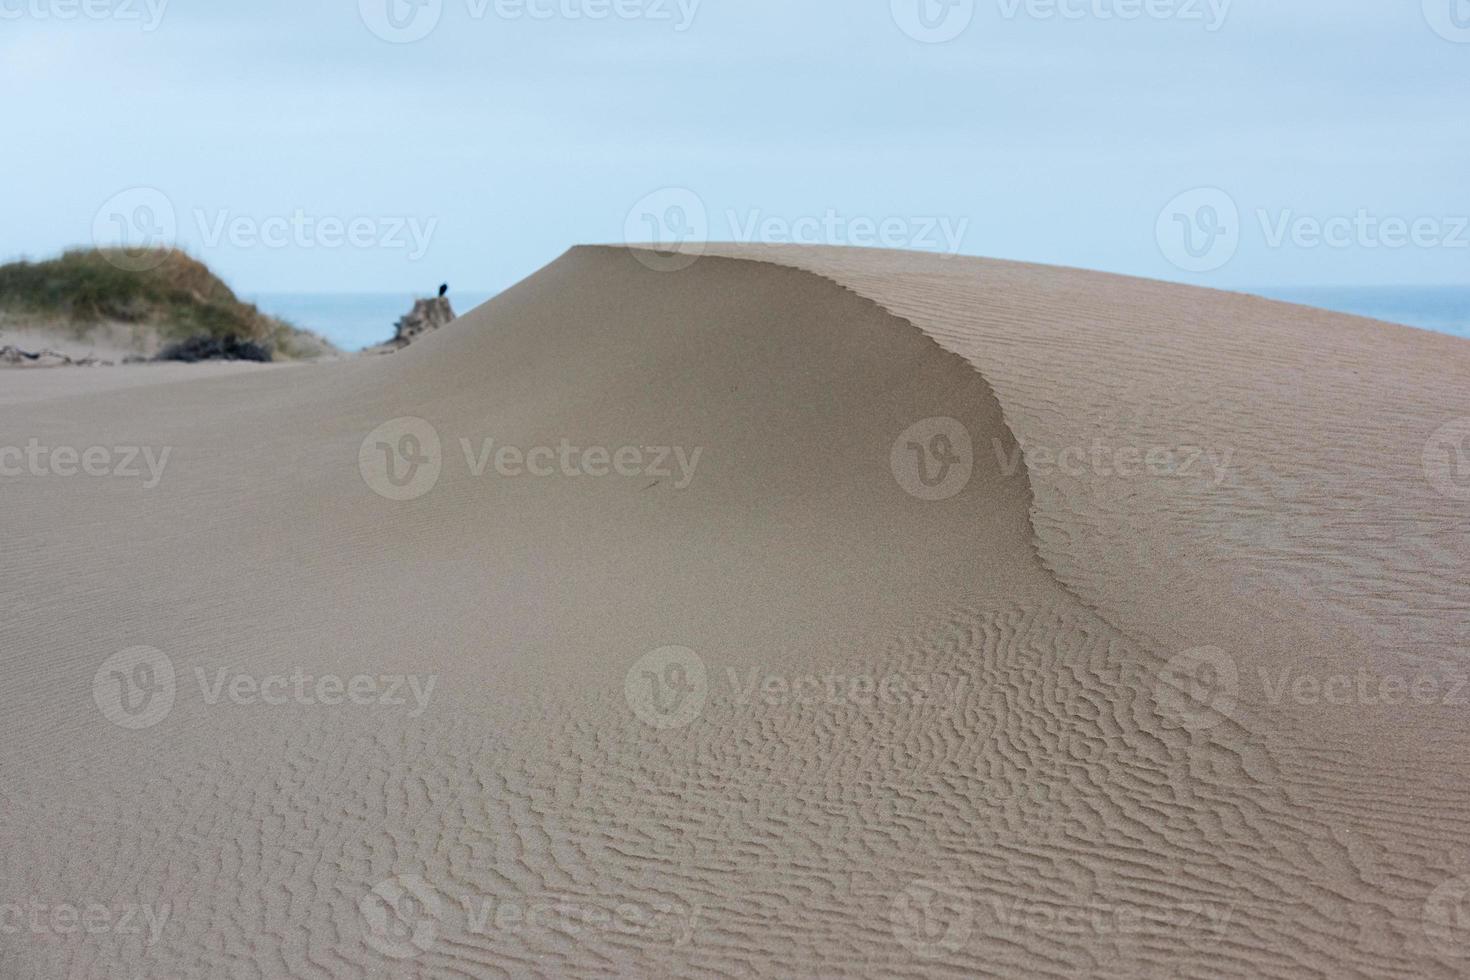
xmin=3 ymin=0 xmax=1467 ymax=294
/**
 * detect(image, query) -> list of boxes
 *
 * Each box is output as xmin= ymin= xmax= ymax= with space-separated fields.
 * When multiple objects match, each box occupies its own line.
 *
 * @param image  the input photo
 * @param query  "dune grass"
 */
xmin=0 ymin=248 xmax=335 ymax=360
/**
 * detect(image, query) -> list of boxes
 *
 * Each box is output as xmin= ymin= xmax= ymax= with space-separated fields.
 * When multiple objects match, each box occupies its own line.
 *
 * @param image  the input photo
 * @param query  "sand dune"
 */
xmin=3 ymin=246 xmax=1468 ymax=978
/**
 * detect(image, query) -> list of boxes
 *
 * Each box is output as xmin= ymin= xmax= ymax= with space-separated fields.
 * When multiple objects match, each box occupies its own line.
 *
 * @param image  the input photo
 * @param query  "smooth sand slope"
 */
xmin=3 ymin=246 xmax=1468 ymax=978
xmin=0 ymin=358 xmax=288 ymax=408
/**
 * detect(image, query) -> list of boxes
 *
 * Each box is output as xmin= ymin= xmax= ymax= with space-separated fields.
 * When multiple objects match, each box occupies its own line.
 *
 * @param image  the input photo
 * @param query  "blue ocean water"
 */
xmin=247 ymin=291 xmax=497 ymax=352
xmin=250 ymin=286 xmax=1470 ymax=353
xmin=1250 ymin=286 xmax=1470 ymax=340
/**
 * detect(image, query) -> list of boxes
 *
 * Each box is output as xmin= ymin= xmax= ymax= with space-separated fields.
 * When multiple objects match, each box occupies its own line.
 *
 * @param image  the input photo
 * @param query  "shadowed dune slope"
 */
xmin=2 ymin=246 xmax=1468 ymax=978
xmin=702 ymin=244 xmax=1470 ymax=696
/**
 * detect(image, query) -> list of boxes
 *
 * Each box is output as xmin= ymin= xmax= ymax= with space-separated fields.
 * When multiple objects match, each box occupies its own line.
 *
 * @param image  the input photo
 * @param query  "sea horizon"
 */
xmin=251 ymin=283 xmax=1470 ymax=352
xmin=246 ymin=289 xmax=499 ymax=352
xmin=1251 ymin=284 xmax=1470 ymax=340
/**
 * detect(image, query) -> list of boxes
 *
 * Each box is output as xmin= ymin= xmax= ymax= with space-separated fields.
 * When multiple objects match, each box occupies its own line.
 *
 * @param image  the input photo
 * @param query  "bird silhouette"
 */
xmin=438 ymin=283 xmax=448 ymax=297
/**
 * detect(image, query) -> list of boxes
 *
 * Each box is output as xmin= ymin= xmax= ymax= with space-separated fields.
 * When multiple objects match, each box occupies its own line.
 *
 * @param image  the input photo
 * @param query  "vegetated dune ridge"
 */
xmin=1 ymin=246 xmax=1466 ymax=978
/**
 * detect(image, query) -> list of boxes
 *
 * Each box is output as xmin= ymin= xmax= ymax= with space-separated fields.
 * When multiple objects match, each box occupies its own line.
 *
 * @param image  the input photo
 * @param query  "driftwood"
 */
xmin=0 ymin=345 xmax=111 ymax=367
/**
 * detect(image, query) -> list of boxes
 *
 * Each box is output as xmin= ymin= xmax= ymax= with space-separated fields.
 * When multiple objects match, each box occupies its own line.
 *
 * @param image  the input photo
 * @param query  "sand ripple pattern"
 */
xmin=3 ymin=246 xmax=1467 ymax=977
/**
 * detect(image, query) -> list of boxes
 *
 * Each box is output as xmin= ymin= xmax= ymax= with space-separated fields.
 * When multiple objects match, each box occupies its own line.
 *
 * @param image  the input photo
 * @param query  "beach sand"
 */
xmin=3 ymin=245 xmax=1468 ymax=977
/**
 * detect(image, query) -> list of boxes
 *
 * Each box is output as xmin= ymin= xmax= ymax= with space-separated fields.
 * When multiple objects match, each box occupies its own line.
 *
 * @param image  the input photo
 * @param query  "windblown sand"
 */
xmin=3 ymin=246 xmax=1468 ymax=978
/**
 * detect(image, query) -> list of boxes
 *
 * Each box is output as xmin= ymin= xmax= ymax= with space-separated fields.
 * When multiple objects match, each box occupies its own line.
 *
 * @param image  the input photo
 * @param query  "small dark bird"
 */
xmin=438 ymin=283 xmax=448 ymax=297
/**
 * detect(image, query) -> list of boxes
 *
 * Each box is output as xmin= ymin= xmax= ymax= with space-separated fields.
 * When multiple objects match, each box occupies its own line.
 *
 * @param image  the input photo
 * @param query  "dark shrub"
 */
xmin=157 ymin=334 xmax=274 ymax=363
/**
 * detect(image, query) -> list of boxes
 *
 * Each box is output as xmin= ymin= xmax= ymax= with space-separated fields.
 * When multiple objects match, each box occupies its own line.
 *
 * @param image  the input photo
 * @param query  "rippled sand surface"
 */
xmin=4 ymin=245 xmax=1469 ymax=977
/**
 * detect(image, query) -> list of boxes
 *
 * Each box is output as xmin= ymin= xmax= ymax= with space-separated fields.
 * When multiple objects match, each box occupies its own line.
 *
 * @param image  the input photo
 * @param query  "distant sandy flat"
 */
xmin=3 ymin=246 xmax=1468 ymax=978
